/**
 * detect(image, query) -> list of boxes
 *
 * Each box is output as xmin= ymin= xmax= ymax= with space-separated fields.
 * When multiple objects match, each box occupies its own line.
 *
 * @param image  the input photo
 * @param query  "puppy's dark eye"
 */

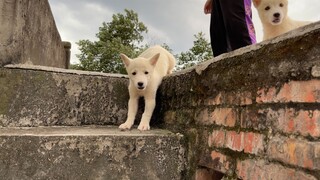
xmin=145 ymin=71 xmax=149 ymax=75
xmin=265 ymin=6 xmax=270 ymax=10
xmin=279 ymin=3 xmax=283 ymax=7
xmin=132 ymin=72 xmax=136 ymax=75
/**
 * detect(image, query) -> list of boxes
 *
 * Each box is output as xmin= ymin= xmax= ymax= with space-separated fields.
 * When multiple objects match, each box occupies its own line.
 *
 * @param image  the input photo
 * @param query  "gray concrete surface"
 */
xmin=0 ymin=65 xmax=129 ymax=127
xmin=0 ymin=126 xmax=186 ymax=180
xmin=0 ymin=0 xmax=68 ymax=68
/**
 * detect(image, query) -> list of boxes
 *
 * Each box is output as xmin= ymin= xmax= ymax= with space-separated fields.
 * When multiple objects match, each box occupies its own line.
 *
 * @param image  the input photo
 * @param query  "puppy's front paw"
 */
xmin=137 ymin=123 xmax=150 ymax=131
xmin=119 ymin=122 xmax=133 ymax=130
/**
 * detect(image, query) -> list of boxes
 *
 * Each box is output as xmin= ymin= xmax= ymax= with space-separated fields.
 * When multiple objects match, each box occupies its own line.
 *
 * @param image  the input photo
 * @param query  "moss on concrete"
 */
xmin=0 ymin=69 xmax=22 ymax=115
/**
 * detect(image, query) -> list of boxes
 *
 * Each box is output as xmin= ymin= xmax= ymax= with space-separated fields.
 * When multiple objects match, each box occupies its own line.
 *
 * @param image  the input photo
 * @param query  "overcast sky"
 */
xmin=48 ymin=0 xmax=320 ymax=64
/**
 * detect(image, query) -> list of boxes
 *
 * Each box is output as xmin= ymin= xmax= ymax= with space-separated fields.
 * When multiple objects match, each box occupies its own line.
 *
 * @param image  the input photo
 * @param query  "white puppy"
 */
xmin=119 ymin=45 xmax=176 ymax=131
xmin=253 ymin=0 xmax=311 ymax=40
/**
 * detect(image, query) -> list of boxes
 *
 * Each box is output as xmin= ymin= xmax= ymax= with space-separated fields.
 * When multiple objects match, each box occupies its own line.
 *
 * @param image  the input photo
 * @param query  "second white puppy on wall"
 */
xmin=253 ymin=0 xmax=311 ymax=40
xmin=119 ymin=45 xmax=176 ymax=131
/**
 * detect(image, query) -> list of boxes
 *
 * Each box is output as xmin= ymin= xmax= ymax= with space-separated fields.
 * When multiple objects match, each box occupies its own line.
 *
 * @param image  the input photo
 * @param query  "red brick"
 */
xmin=199 ymin=151 xmax=232 ymax=174
xmin=268 ymin=135 xmax=320 ymax=171
xmin=208 ymin=130 xmax=225 ymax=148
xmin=210 ymin=151 xmax=231 ymax=173
xmin=195 ymin=108 xmax=210 ymax=125
xmin=210 ymin=108 xmax=236 ymax=127
xmin=226 ymin=131 xmax=244 ymax=152
xmin=237 ymin=159 xmax=317 ymax=180
xmin=267 ymin=108 xmax=320 ymax=138
xmin=240 ymin=108 xmax=268 ymax=130
xmin=243 ymin=132 xmax=265 ymax=155
xmin=257 ymin=80 xmax=320 ymax=103
xmin=210 ymin=130 xmax=265 ymax=155
xmin=256 ymin=86 xmax=277 ymax=103
xmin=204 ymin=93 xmax=223 ymax=105
xmin=240 ymin=92 xmax=253 ymax=105
xmin=224 ymin=91 xmax=253 ymax=105
xmin=204 ymin=91 xmax=253 ymax=106
xmin=196 ymin=108 xmax=237 ymax=127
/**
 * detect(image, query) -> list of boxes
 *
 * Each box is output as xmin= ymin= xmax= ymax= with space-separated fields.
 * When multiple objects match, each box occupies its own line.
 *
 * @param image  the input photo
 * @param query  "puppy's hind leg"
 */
xmin=119 ymin=97 xmax=139 ymax=130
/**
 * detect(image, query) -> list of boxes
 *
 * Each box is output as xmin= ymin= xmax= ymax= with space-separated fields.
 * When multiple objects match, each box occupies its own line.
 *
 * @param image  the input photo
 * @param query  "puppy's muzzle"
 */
xmin=272 ymin=13 xmax=281 ymax=23
xmin=137 ymin=82 xmax=145 ymax=90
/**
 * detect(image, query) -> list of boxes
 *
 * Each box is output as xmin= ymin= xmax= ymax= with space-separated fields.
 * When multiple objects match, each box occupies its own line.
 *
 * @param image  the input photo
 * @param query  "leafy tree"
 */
xmin=73 ymin=9 xmax=212 ymax=73
xmin=176 ymin=32 xmax=213 ymax=70
xmin=74 ymin=9 xmax=148 ymax=74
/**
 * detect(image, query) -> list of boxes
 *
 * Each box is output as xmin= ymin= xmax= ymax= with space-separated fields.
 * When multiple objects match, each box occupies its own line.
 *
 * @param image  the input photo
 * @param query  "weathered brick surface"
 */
xmin=204 ymin=91 xmax=253 ymax=106
xmin=257 ymin=80 xmax=320 ymax=103
xmin=241 ymin=107 xmax=320 ymax=138
xmin=268 ymin=135 xmax=320 ymax=171
xmin=195 ymin=108 xmax=237 ymax=127
xmin=240 ymin=108 xmax=269 ymax=131
xmin=198 ymin=151 xmax=232 ymax=174
xmin=160 ymin=22 xmax=320 ymax=179
xmin=226 ymin=131 xmax=244 ymax=152
xmin=208 ymin=130 xmax=265 ymax=155
xmin=268 ymin=108 xmax=320 ymax=138
xmin=208 ymin=130 xmax=226 ymax=148
xmin=243 ymin=132 xmax=265 ymax=154
xmin=237 ymin=159 xmax=317 ymax=180
xmin=163 ymin=109 xmax=195 ymax=126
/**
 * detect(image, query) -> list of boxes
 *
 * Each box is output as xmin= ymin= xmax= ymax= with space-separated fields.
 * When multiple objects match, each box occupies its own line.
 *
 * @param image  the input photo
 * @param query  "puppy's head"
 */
xmin=120 ymin=53 xmax=160 ymax=91
xmin=253 ymin=0 xmax=288 ymax=25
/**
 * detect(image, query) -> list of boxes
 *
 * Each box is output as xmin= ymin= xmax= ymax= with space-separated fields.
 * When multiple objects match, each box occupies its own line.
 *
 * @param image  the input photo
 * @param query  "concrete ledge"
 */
xmin=0 ymin=65 xmax=129 ymax=127
xmin=161 ymin=21 xmax=320 ymax=98
xmin=4 ymin=64 xmax=127 ymax=78
xmin=0 ymin=126 xmax=186 ymax=180
xmin=0 ymin=126 xmax=174 ymax=137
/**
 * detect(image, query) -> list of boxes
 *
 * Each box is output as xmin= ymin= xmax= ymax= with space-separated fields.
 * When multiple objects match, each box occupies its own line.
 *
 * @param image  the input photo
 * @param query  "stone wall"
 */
xmin=0 ymin=65 xmax=129 ymax=127
xmin=160 ymin=22 xmax=320 ymax=179
xmin=0 ymin=0 xmax=68 ymax=68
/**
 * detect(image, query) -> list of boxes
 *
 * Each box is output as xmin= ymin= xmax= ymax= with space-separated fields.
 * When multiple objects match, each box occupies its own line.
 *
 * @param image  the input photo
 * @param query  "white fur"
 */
xmin=253 ymin=0 xmax=311 ymax=40
xmin=119 ymin=45 xmax=176 ymax=131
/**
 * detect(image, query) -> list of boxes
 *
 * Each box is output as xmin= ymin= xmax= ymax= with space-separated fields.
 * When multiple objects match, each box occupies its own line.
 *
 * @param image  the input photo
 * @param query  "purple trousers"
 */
xmin=210 ymin=0 xmax=256 ymax=57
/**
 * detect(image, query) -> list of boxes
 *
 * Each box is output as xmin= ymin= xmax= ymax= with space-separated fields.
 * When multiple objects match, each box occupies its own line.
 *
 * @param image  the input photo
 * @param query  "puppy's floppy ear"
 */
xmin=252 ymin=0 xmax=261 ymax=7
xmin=149 ymin=53 xmax=160 ymax=66
xmin=120 ymin=53 xmax=131 ymax=67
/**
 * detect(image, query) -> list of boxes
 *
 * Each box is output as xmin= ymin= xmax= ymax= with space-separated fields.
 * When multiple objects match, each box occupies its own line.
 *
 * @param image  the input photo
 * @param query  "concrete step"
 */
xmin=0 ymin=64 xmax=130 ymax=127
xmin=0 ymin=126 xmax=185 ymax=180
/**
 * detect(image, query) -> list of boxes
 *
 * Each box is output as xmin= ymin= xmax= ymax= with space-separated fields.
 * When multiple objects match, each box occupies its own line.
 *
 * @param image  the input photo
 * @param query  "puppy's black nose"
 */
xmin=138 ymin=82 xmax=144 ymax=87
xmin=274 ymin=13 xmax=280 ymax=18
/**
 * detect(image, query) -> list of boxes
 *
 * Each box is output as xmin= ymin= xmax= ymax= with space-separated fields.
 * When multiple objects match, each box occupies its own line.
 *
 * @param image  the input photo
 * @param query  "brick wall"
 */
xmin=160 ymin=22 xmax=320 ymax=179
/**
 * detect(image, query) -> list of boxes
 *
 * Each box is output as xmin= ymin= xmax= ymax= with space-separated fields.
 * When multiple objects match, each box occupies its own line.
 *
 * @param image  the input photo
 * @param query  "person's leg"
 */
xmin=219 ymin=0 xmax=256 ymax=51
xmin=210 ymin=0 xmax=228 ymax=57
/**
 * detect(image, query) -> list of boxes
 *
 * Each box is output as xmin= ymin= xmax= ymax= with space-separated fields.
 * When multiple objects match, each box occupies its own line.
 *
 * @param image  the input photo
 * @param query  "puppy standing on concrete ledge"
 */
xmin=119 ymin=45 xmax=176 ymax=131
xmin=253 ymin=0 xmax=311 ymax=40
